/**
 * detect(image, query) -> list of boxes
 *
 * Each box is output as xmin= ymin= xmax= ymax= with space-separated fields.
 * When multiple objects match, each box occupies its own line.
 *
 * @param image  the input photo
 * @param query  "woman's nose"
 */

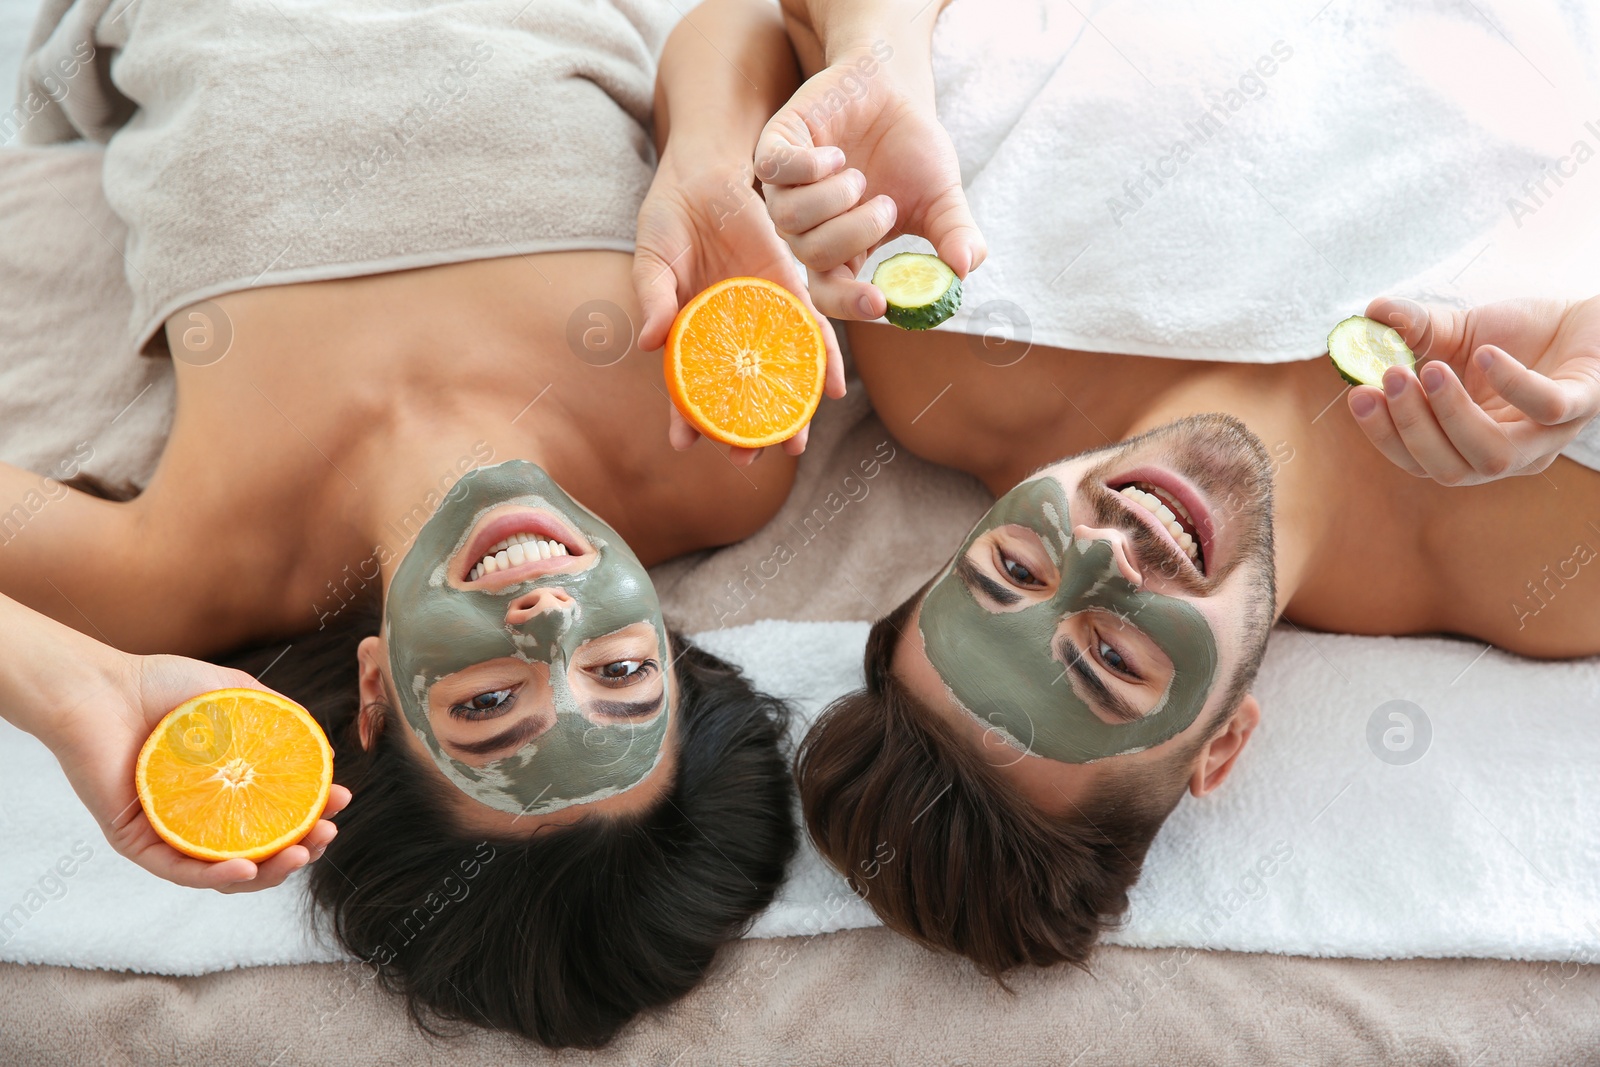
xmin=1071 ymin=523 xmax=1142 ymax=586
xmin=505 ymin=587 xmax=576 ymax=626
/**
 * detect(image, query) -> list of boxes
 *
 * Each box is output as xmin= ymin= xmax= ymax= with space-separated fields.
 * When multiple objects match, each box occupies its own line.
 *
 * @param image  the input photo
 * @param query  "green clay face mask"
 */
xmin=919 ymin=475 xmax=1218 ymax=763
xmin=384 ymin=460 xmax=670 ymax=815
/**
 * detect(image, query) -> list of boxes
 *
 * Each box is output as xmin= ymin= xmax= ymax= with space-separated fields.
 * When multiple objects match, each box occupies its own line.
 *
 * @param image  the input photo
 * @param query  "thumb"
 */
xmin=1364 ymin=296 xmax=1440 ymax=360
xmin=924 ymin=187 xmax=986 ymax=278
xmin=632 ymin=249 xmax=681 ymax=353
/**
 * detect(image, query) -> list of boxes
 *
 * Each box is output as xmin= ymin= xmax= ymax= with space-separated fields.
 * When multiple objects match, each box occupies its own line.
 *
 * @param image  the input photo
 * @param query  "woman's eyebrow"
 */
xmin=956 ymin=553 xmax=1022 ymax=606
xmin=587 ymin=693 xmax=664 ymax=720
xmin=1057 ymin=637 xmax=1144 ymax=724
xmin=444 ymin=716 xmax=541 ymax=757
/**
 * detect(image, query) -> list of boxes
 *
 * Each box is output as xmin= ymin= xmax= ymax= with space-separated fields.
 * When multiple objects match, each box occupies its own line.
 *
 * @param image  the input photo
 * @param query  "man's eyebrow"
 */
xmin=587 ymin=693 xmax=664 ymax=720
xmin=955 ymin=553 xmax=1022 ymax=606
xmin=1056 ymin=637 xmax=1144 ymax=724
xmin=444 ymin=716 xmax=542 ymax=757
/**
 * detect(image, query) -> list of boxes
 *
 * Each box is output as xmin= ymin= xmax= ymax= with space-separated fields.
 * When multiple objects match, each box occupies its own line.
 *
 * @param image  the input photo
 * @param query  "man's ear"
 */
xmin=1189 ymin=693 xmax=1260 ymax=798
xmin=355 ymin=636 xmax=389 ymax=752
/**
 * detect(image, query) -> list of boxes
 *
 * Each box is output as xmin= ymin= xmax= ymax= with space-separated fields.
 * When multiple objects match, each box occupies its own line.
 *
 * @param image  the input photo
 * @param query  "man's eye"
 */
xmin=1096 ymin=639 xmax=1140 ymax=681
xmin=1001 ymin=552 xmax=1042 ymax=587
xmin=451 ymin=688 xmax=515 ymax=721
xmin=593 ymin=659 xmax=657 ymax=687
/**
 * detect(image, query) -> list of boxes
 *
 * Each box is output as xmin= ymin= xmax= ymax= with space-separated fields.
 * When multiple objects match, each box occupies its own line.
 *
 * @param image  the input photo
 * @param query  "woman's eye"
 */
xmin=1096 ymin=639 xmax=1139 ymax=681
xmin=451 ymin=688 xmax=515 ymax=721
xmin=593 ymin=659 xmax=657 ymax=687
xmin=1001 ymin=552 xmax=1042 ymax=587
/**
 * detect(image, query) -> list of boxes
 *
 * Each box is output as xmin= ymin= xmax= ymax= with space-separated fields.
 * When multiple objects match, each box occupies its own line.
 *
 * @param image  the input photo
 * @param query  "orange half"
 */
xmin=136 ymin=688 xmax=333 ymax=862
xmin=664 ymin=277 xmax=827 ymax=449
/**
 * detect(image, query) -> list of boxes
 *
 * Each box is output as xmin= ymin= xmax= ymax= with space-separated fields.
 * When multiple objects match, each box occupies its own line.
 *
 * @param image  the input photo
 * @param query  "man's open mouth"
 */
xmin=1107 ymin=467 xmax=1212 ymax=577
xmin=457 ymin=507 xmax=589 ymax=587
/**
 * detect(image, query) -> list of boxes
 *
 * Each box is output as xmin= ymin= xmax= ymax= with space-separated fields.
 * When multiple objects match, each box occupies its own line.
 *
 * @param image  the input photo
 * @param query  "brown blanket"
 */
xmin=2 ymin=144 xmax=1596 ymax=1066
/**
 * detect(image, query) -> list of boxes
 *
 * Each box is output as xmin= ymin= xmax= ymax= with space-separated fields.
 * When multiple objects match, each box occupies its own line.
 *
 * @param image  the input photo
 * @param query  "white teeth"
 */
xmin=1118 ymin=484 xmax=1200 ymax=562
xmin=1150 ymin=485 xmax=1195 ymax=528
xmin=466 ymin=534 xmax=572 ymax=580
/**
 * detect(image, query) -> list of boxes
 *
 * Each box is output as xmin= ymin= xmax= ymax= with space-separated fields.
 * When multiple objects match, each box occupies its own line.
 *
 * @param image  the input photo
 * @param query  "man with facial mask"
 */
xmin=799 ymin=304 xmax=1599 ymax=978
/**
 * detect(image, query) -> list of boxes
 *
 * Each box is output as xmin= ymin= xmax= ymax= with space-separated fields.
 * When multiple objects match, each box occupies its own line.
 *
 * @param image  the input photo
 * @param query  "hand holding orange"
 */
xmin=664 ymin=277 xmax=828 ymax=449
xmin=136 ymin=688 xmax=334 ymax=862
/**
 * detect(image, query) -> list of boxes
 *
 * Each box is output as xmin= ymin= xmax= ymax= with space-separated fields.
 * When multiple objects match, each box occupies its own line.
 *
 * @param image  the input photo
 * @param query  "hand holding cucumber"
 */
xmin=754 ymin=50 xmax=985 ymax=322
xmin=1342 ymin=296 xmax=1600 ymax=485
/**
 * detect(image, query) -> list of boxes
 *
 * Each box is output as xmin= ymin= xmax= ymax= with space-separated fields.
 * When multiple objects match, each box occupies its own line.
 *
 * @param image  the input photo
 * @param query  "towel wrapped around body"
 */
xmin=18 ymin=0 xmax=679 ymax=352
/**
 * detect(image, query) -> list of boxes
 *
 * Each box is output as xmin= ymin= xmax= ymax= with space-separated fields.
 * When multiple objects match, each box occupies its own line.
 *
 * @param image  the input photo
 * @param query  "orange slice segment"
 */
xmin=136 ymin=688 xmax=333 ymax=862
xmin=664 ymin=277 xmax=827 ymax=448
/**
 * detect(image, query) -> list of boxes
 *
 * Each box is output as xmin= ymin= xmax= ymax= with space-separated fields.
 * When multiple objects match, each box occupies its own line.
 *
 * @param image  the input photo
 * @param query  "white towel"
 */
xmin=872 ymin=0 xmax=1600 ymax=363
xmin=3 ymin=619 xmax=1597 ymax=975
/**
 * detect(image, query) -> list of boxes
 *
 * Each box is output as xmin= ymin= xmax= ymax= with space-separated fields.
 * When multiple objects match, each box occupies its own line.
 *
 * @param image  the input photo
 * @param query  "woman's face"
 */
xmin=421 ymin=621 xmax=667 ymax=769
xmin=380 ymin=461 xmax=673 ymax=817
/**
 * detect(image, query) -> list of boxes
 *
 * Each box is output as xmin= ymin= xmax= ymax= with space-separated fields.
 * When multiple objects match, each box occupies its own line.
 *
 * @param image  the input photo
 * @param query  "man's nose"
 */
xmin=505 ymin=587 xmax=576 ymax=626
xmin=1071 ymin=523 xmax=1142 ymax=586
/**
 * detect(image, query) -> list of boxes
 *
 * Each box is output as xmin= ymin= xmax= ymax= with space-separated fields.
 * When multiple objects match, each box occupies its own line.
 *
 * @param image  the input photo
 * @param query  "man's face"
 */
xmin=900 ymin=415 xmax=1277 ymax=795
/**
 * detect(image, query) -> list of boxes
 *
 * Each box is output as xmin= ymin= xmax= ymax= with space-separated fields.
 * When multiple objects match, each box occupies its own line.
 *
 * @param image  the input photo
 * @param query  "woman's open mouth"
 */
xmin=456 ymin=507 xmax=590 ymax=588
xmin=1107 ymin=466 xmax=1213 ymax=577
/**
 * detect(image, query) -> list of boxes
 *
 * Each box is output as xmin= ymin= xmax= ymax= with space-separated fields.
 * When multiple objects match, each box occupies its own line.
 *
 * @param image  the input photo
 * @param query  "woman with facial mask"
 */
xmin=2 ymin=0 xmax=822 ymax=1048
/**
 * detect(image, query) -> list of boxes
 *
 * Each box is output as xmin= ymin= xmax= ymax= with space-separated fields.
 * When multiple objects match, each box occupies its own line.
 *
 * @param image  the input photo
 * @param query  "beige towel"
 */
xmin=19 ymin=0 xmax=678 ymax=353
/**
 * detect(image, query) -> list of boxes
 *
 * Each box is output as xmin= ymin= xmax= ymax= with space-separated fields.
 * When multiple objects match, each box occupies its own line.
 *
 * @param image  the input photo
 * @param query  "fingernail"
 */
xmin=822 ymin=147 xmax=845 ymax=168
xmin=1384 ymin=372 xmax=1407 ymax=399
xmin=1351 ymin=392 xmax=1377 ymax=418
xmin=1474 ymin=347 xmax=1495 ymax=372
xmin=858 ymin=293 xmax=878 ymax=317
xmin=1421 ymin=364 xmax=1445 ymax=394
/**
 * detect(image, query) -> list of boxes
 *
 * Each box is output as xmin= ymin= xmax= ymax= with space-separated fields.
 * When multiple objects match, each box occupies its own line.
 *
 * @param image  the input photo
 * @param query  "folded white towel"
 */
xmin=875 ymin=0 xmax=1600 ymax=363
xmin=3 ymin=619 xmax=1596 ymax=974
xmin=16 ymin=0 xmax=678 ymax=351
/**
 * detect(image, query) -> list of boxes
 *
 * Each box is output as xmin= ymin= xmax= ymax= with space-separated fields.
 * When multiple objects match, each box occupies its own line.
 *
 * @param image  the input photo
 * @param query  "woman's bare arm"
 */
xmin=0 ymin=459 xmax=146 ymax=644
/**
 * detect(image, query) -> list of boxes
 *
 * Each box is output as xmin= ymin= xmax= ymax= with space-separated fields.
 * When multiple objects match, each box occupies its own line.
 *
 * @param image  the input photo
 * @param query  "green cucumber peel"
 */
xmin=873 ymin=252 xmax=963 ymax=331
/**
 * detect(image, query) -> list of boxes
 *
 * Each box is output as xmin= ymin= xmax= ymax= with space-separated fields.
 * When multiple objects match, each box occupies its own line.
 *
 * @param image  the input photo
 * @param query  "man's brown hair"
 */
xmin=797 ymin=585 xmax=1251 ymax=977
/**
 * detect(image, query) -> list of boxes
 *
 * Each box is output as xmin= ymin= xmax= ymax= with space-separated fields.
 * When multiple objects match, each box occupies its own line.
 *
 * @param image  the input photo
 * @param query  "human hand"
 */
xmin=754 ymin=45 xmax=985 ymax=322
xmin=1348 ymin=296 xmax=1600 ymax=485
xmin=634 ymin=148 xmax=844 ymax=467
xmin=47 ymin=653 xmax=349 ymax=893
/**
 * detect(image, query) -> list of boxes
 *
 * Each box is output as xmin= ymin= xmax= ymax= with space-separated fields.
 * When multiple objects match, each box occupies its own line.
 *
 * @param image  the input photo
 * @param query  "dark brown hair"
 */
xmin=221 ymin=601 xmax=796 ymax=1048
xmin=796 ymin=585 xmax=1256 ymax=977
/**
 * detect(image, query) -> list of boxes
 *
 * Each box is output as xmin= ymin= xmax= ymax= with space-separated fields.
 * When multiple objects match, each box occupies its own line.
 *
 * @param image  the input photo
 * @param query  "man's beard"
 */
xmin=1062 ymin=413 xmax=1276 ymax=604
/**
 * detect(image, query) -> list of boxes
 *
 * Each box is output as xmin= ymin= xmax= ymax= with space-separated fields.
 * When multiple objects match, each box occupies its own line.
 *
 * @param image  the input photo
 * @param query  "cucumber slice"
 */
xmin=1327 ymin=315 xmax=1415 ymax=387
xmin=872 ymin=252 xmax=962 ymax=331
